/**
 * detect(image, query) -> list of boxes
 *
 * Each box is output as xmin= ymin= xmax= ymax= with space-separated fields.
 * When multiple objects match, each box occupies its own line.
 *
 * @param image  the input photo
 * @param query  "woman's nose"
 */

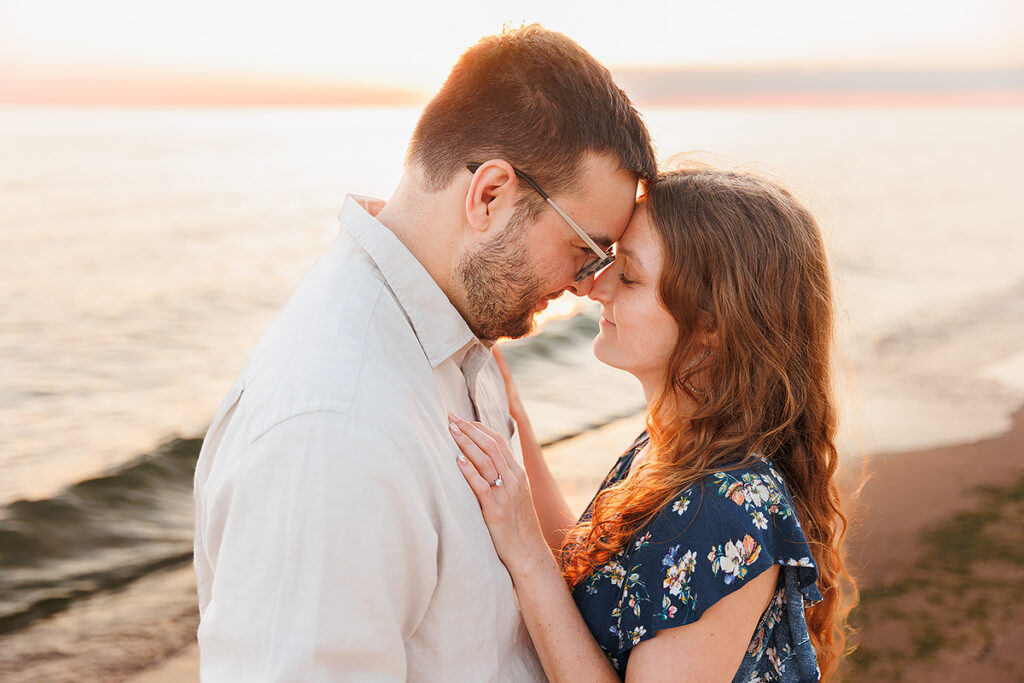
xmin=568 ymin=273 xmax=595 ymax=297
xmin=587 ymin=269 xmax=611 ymax=304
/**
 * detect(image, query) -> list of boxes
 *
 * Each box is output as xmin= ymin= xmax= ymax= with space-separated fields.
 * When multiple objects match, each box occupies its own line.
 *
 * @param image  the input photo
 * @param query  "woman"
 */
xmin=449 ymin=166 xmax=852 ymax=681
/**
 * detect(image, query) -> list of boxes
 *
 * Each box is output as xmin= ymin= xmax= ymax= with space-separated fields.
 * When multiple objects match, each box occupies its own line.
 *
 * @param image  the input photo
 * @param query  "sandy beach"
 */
xmin=842 ymin=406 xmax=1024 ymax=681
xmin=103 ymin=405 xmax=1024 ymax=682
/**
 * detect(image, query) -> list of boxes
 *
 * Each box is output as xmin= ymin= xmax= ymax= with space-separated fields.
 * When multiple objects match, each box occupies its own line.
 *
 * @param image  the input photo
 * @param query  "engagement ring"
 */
xmin=490 ymin=476 xmax=503 ymax=487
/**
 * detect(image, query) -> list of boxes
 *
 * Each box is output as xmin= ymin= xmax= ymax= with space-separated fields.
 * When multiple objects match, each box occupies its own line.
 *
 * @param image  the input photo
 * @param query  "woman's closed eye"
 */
xmin=618 ymin=273 xmax=637 ymax=286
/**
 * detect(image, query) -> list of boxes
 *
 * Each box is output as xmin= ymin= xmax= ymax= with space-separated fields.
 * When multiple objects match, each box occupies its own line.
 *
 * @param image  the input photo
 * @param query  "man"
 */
xmin=193 ymin=24 xmax=656 ymax=680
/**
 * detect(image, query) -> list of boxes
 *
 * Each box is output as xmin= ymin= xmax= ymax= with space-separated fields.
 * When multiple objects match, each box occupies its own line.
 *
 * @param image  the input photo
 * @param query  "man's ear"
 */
xmin=464 ymin=160 xmax=518 ymax=234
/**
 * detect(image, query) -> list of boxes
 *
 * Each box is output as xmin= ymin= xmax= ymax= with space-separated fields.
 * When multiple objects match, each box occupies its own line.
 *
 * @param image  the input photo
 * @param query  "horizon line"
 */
xmin=1 ymin=65 xmax=1021 ymax=107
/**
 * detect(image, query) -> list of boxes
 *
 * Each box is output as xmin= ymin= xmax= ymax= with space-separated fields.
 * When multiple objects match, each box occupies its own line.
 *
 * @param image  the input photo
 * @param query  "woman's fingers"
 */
xmin=449 ymin=415 xmax=513 ymax=477
xmin=456 ymin=451 xmax=494 ymax=503
xmin=449 ymin=412 xmax=547 ymax=572
xmin=448 ymin=416 xmax=501 ymax=483
xmin=466 ymin=422 xmax=516 ymax=475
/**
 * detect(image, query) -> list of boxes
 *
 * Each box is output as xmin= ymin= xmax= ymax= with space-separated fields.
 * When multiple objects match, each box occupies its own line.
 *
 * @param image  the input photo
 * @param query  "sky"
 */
xmin=1 ymin=0 xmax=1022 ymax=104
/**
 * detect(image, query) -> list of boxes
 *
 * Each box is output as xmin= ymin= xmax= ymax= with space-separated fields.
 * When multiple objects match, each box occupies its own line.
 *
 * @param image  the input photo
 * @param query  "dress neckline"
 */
xmin=611 ymin=431 xmax=651 ymax=485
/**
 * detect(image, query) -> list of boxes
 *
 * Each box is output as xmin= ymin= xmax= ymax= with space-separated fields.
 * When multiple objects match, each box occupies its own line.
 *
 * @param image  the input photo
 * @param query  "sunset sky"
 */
xmin=1 ymin=0 xmax=1021 ymax=104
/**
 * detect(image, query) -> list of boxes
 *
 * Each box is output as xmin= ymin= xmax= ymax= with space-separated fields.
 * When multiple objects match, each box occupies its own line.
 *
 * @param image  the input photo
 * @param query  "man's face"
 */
xmin=456 ymin=152 xmax=638 ymax=340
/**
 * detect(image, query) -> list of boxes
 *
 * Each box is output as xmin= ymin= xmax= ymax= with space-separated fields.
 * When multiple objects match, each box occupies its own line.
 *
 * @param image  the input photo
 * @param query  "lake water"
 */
xmin=1 ymin=105 xmax=1023 ymax=637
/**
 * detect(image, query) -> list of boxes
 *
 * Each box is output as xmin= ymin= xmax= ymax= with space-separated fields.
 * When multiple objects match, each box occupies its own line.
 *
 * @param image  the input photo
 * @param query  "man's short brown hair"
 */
xmin=406 ymin=24 xmax=656 ymax=206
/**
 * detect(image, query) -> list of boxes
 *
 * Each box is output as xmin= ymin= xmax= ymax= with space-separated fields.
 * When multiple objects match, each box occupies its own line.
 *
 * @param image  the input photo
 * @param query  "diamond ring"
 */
xmin=490 ymin=475 xmax=503 ymax=488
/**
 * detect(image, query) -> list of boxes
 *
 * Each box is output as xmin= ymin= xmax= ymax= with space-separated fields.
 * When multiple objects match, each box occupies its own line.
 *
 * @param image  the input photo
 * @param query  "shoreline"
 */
xmin=3 ymin=407 xmax=1022 ymax=681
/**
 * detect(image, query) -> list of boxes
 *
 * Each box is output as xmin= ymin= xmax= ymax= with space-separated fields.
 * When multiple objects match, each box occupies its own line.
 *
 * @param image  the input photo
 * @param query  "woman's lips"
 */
xmin=600 ymin=316 xmax=615 ymax=328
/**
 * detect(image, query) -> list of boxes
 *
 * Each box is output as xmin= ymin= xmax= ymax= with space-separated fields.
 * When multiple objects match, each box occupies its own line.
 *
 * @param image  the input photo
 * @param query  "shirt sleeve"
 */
xmin=605 ymin=465 xmax=819 ymax=656
xmin=195 ymin=411 xmax=439 ymax=682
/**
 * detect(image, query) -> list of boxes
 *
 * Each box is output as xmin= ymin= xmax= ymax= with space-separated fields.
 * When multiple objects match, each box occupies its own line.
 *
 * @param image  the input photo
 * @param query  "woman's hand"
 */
xmin=451 ymin=415 xmax=620 ymax=683
xmin=449 ymin=413 xmax=551 ymax=575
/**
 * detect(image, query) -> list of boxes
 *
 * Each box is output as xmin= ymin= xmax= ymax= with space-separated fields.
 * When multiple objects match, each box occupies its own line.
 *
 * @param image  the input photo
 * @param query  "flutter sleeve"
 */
xmin=603 ymin=461 xmax=822 ymax=656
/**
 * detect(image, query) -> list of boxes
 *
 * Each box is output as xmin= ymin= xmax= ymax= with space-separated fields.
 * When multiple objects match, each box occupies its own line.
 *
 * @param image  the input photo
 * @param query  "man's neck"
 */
xmin=375 ymin=171 xmax=462 ymax=299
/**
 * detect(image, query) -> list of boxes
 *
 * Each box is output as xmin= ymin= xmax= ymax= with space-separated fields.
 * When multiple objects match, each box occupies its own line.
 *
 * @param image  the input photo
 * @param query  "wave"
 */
xmin=0 ymin=311 xmax=643 ymax=634
xmin=0 ymin=438 xmax=200 ymax=634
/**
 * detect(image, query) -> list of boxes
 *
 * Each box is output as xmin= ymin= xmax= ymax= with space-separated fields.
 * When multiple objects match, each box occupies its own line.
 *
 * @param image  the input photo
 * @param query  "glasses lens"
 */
xmin=575 ymin=253 xmax=614 ymax=282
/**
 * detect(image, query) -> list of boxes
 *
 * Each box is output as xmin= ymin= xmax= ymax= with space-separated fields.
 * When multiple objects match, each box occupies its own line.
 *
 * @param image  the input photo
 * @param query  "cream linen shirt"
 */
xmin=194 ymin=196 xmax=545 ymax=681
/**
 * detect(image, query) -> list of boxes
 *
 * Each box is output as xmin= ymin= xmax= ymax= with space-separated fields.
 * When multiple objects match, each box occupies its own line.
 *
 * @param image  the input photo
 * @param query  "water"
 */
xmin=1 ymin=105 xmax=1023 ymax=638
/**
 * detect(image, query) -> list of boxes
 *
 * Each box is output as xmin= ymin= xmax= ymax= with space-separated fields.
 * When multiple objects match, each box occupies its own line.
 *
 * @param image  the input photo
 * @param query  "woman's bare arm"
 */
xmin=625 ymin=565 xmax=779 ymax=682
xmin=494 ymin=348 xmax=576 ymax=549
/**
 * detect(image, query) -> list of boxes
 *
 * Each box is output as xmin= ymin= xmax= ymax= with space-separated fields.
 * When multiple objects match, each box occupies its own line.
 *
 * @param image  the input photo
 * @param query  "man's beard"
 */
xmin=455 ymin=211 xmax=544 ymax=341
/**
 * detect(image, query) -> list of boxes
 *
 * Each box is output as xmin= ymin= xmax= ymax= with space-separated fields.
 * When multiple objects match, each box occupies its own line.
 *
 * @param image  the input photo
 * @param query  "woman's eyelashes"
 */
xmin=618 ymin=273 xmax=637 ymax=286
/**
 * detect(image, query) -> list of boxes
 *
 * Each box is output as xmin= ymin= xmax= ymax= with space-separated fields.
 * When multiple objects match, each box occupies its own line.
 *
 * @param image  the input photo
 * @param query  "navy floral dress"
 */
xmin=571 ymin=432 xmax=823 ymax=682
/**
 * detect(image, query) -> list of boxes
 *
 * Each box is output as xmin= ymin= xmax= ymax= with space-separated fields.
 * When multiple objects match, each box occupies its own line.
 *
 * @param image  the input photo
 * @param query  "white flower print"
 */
xmin=672 ymin=492 xmax=691 ymax=515
xmin=628 ymin=626 xmax=647 ymax=645
xmin=785 ymin=557 xmax=814 ymax=567
xmin=709 ymin=535 xmax=762 ymax=584
xmin=663 ymin=549 xmax=697 ymax=598
xmin=714 ymin=469 xmax=794 ymax=528
xmin=752 ymin=511 xmax=768 ymax=529
xmin=718 ymin=473 xmax=770 ymax=507
xmin=742 ymin=474 xmax=772 ymax=506
xmin=604 ymin=561 xmax=627 ymax=587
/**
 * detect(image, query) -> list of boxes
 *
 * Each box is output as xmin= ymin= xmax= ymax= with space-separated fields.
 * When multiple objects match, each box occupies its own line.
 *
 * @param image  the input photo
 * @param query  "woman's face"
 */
xmin=589 ymin=207 xmax=679 ymax=394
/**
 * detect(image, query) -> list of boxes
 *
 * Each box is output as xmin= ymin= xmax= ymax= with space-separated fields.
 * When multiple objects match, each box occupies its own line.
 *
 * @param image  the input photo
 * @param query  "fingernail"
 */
xmin=449 ymin=421 xmax=462 ymax=434
xmin=458 ymin=454 xmax=468 ymax=464
xmin=448 ymin=413 xmax=462 ymax=423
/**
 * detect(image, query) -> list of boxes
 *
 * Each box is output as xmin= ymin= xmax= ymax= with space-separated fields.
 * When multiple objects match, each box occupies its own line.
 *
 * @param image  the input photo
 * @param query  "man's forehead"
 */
xmin=602 ymin=202 xmax=641 ymax=247
xmin=564 ymin=161 xmax=637 ymax=246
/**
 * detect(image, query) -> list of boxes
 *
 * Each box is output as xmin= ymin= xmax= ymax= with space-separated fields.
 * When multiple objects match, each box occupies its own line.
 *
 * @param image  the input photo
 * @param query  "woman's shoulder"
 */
xmin=651 ymin=458 xmax=811 ymax=544
xmin=577 ymin=456 xmax=823 ymax=661
xmin=622 ymin=458 xmax=820 ymax=613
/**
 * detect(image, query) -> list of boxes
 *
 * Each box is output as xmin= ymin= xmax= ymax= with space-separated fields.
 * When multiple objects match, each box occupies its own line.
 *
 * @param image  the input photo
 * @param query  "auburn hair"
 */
xmin=560 ymin=166 xmax=855 ymax=678
xmin=406 ymin=24 xmax=656 ymax=212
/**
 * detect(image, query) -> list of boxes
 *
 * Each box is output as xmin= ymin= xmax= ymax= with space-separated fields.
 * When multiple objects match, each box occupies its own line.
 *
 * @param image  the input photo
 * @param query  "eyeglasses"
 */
xmin=466 ymin=163 xmax=614 ymax=282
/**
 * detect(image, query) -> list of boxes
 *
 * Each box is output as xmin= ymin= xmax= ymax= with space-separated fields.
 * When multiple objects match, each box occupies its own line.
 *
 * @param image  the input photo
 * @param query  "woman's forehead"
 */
xmin=618 ymin=210 xmax=659 ymax=259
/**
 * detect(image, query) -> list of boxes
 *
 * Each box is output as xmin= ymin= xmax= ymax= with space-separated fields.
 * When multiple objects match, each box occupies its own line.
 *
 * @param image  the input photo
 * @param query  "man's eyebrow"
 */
xmin=590 ymin=235 xmax=613 ymax=250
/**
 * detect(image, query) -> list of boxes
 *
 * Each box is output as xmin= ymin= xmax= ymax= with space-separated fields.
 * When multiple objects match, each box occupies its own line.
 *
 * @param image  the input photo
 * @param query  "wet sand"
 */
xmin=842 ymin=407 xmax=1024 ymax=681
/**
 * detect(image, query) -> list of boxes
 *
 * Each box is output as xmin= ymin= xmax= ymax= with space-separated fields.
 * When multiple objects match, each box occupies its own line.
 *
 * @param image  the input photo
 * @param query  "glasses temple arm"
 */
xmin=468 ymin=162 xmax=608 ymax=259
xmin=545 ymin=198 xmax=607 ymax=257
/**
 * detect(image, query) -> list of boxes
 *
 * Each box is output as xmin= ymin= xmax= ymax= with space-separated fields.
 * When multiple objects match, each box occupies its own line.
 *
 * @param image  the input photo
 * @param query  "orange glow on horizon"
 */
xmin=0 ymin=64 xmax=428 ymax=107
xmin=1 ymin=0 xmax=1019 ymax=106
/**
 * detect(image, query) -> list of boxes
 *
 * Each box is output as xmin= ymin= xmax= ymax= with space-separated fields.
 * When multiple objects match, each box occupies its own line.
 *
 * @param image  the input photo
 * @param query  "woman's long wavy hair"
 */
xmin=560 ymin=166 xmax=855 ymax=678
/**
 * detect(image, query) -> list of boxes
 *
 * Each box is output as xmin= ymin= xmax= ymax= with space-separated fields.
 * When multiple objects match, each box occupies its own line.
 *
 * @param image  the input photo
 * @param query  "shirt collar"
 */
xmin=338 ymin=195 xmax=481 ymax=368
